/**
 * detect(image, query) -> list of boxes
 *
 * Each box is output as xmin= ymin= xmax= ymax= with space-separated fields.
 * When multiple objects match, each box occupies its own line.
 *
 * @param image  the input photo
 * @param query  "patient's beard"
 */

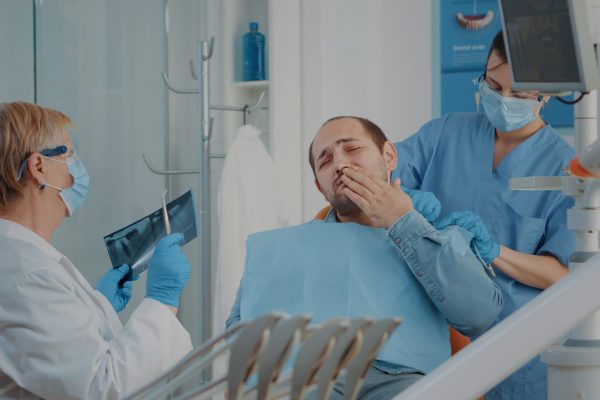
xmin=328 ymin=160 xmax=389 ymax=218
xmin=330 ymin=193 xmax=361 ymax=217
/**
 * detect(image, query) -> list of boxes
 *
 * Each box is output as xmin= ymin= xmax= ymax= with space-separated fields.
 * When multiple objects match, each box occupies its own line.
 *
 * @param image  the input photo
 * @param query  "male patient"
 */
xmin=227 ymin=116 xmax=502 ymax=398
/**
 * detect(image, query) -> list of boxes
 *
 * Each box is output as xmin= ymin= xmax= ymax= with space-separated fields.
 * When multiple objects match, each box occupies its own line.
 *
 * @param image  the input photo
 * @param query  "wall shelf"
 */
xmin=232 ymin=80 xmax=269 ymax=88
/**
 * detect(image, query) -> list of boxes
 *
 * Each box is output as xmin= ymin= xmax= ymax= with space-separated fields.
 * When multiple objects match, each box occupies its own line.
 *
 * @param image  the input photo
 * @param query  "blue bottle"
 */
xmin=243 ymin=22 xmax=266 ymax=81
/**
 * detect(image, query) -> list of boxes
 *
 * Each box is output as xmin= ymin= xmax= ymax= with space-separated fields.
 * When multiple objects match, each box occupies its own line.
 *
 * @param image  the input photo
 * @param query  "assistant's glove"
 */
xmin=436 ymin=211 xmax=500 ymax=264
xmin=403 ymin=187 xmax=441 ymax=224
xmin=146 ymin=233 xmax=191 ymax=308
xmin=95 ymin=264 xmax=134 ymax=312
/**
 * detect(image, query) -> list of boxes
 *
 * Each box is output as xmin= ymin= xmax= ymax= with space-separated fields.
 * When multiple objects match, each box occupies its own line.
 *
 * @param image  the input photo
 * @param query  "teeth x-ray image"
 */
xmin=104 ymin=190 xmax=198 ymax=280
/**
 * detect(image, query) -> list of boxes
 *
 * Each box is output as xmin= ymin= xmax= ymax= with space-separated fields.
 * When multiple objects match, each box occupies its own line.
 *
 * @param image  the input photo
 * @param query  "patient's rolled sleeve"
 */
xmin=388 ymin=210 xmax=435 ymax=245
xmin=388 ymin=211 xmax=442 ymax=300
xmin=226 ymin=285 xmax=242 ymax=330
xmin=388 ymin=211 xmax=503 ymax=337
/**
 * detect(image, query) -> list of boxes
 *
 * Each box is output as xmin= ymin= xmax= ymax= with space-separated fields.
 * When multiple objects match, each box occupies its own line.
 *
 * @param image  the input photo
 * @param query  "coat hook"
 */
xmin=247 ymin=91 xmax=266 ymax=112
xmin=206 ymin=117 xmax=215 ymax=141
xmin=243 ymin=105 xmax=249 ymax=125
xmin=202 ymin=37 xmax=215 ymax=61
xmin=162 ymin=73 xmax=199 ymax=94
xmin=142 ymin=154 xmax=199 ymax=175
xmin=190 ymin=60 xmax=198 ymax=80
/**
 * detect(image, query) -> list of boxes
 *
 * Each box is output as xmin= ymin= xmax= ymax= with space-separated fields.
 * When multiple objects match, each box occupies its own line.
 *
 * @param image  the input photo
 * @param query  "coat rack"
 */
xmin=143 ymin=37 xmax=267 ymax=345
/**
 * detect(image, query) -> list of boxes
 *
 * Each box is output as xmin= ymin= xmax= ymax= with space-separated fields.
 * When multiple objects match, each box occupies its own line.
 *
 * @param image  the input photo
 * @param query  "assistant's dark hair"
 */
xmin=487 ymin=31 xmax=507 ymax=63
xmin=308 ymin=116 xmax=388 ymax=175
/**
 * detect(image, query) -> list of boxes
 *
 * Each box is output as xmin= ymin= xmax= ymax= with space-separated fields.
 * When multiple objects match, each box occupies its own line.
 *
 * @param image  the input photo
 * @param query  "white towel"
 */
xmin=213 ymin=124 xmax=284 ymax=335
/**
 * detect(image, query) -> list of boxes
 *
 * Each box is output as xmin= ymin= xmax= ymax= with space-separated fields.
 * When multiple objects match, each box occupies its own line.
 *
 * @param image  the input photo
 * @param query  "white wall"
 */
xmin=269 ymin=0 xmax=303 ymax=226
xmin=32 ymin=0 xmax=168 ymax=319
xmin=300 ymin=0 xmax=433 ymax=219
xmin=0 ymin=0 xmax=34 ymax=102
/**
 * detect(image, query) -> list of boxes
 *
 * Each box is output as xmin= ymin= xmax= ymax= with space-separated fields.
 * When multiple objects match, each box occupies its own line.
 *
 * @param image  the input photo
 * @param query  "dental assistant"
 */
xmin=0 ymin=102 xmax=193 ymax=399
xmin=393 ymin=32 xmax=575 ymax=399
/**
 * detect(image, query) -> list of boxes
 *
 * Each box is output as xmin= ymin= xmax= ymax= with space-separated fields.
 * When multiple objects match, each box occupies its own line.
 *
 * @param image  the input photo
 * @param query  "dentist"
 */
xmin=0 ymin=102 xmax=192 ymax=399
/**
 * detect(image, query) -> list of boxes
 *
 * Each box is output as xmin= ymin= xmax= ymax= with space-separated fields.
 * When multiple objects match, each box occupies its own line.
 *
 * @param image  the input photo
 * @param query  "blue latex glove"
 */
xmin=95 ymin=264 xmax=134 ymax=313
xmin=436 ymin=211 xmax=500 ymax=264
xmin=146 ymin=233 xmax=191 ymax=307
xmin=403 ymin=187 xmax=441 ymax=224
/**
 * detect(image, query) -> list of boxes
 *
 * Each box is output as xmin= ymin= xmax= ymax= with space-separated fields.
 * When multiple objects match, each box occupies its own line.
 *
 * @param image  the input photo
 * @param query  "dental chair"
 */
xmin=125 ymin=314 xmax=400 ymax=400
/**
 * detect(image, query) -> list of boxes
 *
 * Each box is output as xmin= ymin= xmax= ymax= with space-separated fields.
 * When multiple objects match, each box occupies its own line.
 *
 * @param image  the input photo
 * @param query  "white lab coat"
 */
xmin=0 ymin=219 xmax=192 ymax=400
xmin=213 ymin=125 xmax=284 ymax=335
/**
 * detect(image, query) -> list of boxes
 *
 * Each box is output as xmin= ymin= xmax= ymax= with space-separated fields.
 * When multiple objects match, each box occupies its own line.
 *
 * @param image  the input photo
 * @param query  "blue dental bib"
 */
xmin=239 ymin=220 xmax=450 ymax=373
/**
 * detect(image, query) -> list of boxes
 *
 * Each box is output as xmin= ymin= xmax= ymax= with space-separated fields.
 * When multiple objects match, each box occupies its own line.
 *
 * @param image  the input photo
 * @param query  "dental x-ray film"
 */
xmin=104 ymin=189 xmax=197 ymax=280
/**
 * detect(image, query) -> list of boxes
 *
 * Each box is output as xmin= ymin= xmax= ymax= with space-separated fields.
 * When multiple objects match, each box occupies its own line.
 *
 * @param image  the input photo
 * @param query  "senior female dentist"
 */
xmin=0 ymin=102 xmax=193 ymax=399
xmin=393 ymin=31 xmax=575 ymax=399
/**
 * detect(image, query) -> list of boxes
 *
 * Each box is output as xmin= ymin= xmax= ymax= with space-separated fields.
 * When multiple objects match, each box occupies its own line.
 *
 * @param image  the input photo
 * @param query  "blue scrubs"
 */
xmin=392 ymin=112 xmax=575 ymax=399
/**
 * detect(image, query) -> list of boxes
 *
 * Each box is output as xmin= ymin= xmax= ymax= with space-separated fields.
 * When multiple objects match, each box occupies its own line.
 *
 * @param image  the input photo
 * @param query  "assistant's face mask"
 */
xmin=479 ymin=78 xmax=542 ymax=132
xmin=41 ymin=152 xmax=90 ymax=216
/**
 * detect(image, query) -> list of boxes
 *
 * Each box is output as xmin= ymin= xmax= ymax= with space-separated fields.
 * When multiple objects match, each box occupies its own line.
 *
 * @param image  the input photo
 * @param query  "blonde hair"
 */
xmin=0 ymin=102 xmax=72 ymax=207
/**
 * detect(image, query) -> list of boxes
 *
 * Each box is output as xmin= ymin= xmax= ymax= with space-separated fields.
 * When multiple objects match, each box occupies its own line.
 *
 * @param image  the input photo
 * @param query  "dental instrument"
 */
xmin=162 ymin=189 xmax=171 ymax=235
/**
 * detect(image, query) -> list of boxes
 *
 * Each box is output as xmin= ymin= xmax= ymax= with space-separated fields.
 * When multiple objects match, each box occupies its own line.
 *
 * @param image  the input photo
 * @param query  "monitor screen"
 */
xmin=501 ymin=0 xmax=580 ymax=83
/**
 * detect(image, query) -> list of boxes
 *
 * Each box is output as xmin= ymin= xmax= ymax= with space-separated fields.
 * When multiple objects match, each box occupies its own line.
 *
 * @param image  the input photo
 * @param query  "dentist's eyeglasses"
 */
xmin=16 ymin=145 xmax=74 ymax=180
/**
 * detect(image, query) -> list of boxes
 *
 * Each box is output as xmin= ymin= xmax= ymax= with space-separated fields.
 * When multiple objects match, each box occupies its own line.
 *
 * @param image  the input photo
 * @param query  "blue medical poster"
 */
xmin=439 ymin=0 xmax=573 ymax=127
xmin=104 ymin=190 xmax=198 ymax=279
xmin=441 ymin=0 xmax=499 ymax=72
xmin=540 ymin=96 xmax=574 ymax=128
xmin=442 ymin=70 xmax=481 ymax=114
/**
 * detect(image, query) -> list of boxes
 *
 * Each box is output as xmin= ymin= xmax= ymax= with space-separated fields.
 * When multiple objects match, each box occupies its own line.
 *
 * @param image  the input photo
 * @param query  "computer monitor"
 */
xmin=498 ymin=0 xmax=599 ymax=92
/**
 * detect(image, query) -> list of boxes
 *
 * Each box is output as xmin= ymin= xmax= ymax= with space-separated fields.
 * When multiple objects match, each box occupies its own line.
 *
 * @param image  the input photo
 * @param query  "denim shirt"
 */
xmin=227 ymin=209 xmax=502 ymax=375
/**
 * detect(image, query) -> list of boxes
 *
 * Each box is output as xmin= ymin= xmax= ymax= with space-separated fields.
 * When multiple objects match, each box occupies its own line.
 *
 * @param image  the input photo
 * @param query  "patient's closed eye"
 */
xmin=319 ymin=159 xmax=331 ymax=169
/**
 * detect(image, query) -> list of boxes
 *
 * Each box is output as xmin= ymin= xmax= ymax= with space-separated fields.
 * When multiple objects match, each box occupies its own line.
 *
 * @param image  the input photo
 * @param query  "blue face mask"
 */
xmin=41 ymin=152 xmax=90 ymax=216
xmin=479 ymin=79 xmax=541 ymax=132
